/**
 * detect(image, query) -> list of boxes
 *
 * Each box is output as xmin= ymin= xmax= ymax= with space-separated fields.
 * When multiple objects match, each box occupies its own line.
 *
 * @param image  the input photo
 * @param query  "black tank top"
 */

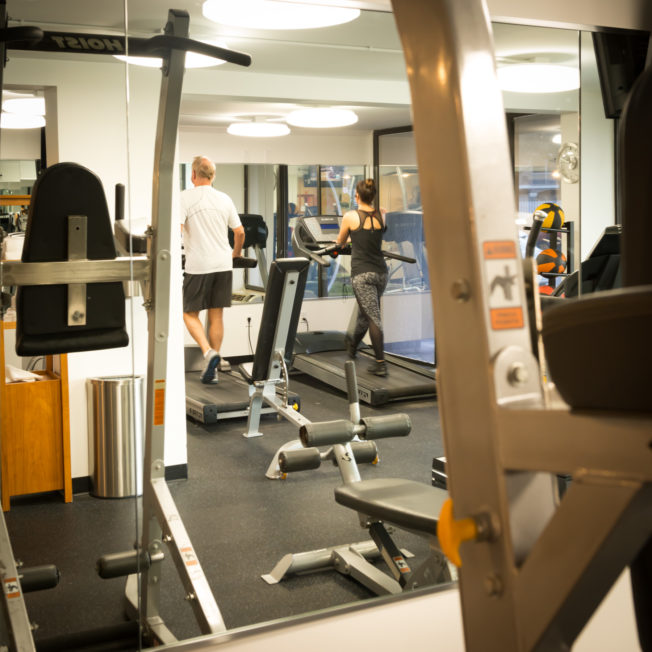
xmin=350 ymin=210 xmax=387 ymax=277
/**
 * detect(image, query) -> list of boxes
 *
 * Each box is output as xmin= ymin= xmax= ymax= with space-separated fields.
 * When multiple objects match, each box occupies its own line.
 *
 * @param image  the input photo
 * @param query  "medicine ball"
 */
xmin=535 ymin=202 xmax=565 ymax=230
xmin=536 ymin=248 xmax=567 ymax=274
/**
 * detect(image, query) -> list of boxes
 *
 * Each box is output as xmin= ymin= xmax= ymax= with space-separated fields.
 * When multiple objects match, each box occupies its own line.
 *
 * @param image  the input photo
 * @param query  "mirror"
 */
xmin=0 ymin=0 xmax=630 ymax=647
xmin=0 ymin=1 xmax=148 ymax=649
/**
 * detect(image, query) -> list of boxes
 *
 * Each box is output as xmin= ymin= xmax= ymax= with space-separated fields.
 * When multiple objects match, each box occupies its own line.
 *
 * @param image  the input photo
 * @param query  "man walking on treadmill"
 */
xmin=181 ymin=155 xmax=245 ymax=384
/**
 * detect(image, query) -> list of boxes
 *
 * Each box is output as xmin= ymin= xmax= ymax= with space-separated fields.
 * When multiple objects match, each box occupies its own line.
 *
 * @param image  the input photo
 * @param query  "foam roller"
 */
xmin=97 ymin=549 xmax=150 ymax=579
xmin=20 ymin=564 xmax=60 ymax=593
xmin=300 ymin=419 xmax=355 ymax=447
xmin=279 ymin=447 xmax=321 ymax=473
xmin=361 ymin=414 xmax=411 ymax=439
xmin=350 ymin=441 xmax=378 ymax=465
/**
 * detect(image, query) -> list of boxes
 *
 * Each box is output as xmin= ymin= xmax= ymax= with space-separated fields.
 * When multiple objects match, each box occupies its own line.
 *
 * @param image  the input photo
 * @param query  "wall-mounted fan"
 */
xmin=557 ymin=142 xmax=579 ymax=184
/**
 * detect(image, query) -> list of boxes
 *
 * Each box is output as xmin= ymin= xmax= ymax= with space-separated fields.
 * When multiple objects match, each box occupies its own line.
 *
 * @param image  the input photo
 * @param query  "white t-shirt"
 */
xmin=180 ymin=185 xmax=242 ymax=274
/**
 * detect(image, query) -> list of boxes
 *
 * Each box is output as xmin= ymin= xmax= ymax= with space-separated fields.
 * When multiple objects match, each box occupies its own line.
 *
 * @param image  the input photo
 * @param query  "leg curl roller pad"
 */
xmin=20 ymin=565 xmax=60 ymax=593
xmin=360 ymin=414 xmax=412 ymax=439
xmin=279 ymin=447 xmax=322 ymax=473
xmin=350 ymin=441 xmax=378 ymax=465
xmin=300 ymin=419 xmax=355 ymax=447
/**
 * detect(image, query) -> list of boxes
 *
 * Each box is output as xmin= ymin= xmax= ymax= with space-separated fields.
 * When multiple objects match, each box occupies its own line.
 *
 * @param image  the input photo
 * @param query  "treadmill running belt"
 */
xmin=186 ymin=371 xmax=300 ymax=424
xmin=292 ymin=350 xmax=436 ymax=406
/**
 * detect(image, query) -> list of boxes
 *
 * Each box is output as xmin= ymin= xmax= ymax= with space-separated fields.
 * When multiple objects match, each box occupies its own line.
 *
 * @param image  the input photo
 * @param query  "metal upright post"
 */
xmin=392 ymin=1 xmax=652 ymax=650
xmin=139 ymin=10 xmax=225 ymax=641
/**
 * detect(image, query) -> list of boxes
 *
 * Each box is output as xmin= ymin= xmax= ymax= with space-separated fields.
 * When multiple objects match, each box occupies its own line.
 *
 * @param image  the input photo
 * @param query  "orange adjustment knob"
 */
xmin=438 ymin=498 xmax=478 ymax=567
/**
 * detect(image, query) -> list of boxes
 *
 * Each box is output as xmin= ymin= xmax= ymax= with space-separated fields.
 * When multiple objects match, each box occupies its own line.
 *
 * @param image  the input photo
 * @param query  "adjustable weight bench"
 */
xmin=262 ymin=361 xmax=452 ymax=595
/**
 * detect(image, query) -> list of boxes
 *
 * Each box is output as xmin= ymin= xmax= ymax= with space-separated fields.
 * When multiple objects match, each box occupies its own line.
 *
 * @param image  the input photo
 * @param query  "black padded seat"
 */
xmin=16 ymin=162 xmax=128 ymax=355
xmin=542 ymin=286 xmax=652 ymax=412
xmin=334 ymin=478 xmax=447 ymax=536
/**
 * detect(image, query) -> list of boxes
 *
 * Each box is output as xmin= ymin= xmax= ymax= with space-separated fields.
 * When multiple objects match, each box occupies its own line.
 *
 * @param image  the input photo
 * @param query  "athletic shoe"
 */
xmin=201 ymin=350 xmax=220 ymax=384
xmin=345 ymin=335 xmax=357 ymax=359
xmin=367 ymin=360 xmax=388 ymax=377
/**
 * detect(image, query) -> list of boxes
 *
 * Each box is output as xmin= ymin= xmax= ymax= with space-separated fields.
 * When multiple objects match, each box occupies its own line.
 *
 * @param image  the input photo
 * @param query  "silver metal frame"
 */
xmin=391 ymin=1 xmax=652 ymax=650
xmin=137 ymin=10 xmax=225 ymax=642
xmin=0 ymin=9 xmax=234 ymax=648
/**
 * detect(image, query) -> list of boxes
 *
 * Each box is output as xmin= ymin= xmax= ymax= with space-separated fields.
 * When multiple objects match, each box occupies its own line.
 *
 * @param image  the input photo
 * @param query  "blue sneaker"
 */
xmin=200 ymin=350 xmax=220 ymax=384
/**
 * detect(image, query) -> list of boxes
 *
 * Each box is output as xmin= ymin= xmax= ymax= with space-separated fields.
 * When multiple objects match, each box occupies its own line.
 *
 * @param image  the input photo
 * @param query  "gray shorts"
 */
xmin=183 ymin=271 xmax=232 ymax=312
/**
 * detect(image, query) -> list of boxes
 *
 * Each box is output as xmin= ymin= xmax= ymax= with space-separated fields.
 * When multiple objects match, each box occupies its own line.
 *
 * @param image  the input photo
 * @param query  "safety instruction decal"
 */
xmin=154 ymin=379 xmax=165 ymax=426
xmin=483 ymin=240 xmax=524 ymax=330
xmin=4 ymin=577 xmax=21 ymax=599
xmin=181 ymin=546 xmax=198 ymax=567
xmin=393 ymin=556 xmax=411 ymax=573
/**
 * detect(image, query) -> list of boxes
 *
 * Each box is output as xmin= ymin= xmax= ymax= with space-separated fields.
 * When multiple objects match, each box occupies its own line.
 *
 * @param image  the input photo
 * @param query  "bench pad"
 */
xmin=334 ymin=478 xmax=447 ymax=536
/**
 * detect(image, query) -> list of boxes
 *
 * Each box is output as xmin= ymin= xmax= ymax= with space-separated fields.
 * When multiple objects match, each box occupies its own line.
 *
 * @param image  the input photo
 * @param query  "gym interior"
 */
xmin=0 ymin=1 xmax=650 ymax=650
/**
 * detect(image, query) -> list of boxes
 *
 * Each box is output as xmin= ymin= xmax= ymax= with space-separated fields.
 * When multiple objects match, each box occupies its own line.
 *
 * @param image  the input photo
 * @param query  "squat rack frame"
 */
xmin=0 ymin=8 xmax=251 ymax=649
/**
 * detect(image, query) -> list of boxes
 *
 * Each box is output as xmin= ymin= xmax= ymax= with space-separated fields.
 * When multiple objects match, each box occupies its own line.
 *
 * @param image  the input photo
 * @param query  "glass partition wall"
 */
xmin=0 ymin=0 xmax=633 ymax=648
xmin=0 ymin=0 xmax=145 ymax=647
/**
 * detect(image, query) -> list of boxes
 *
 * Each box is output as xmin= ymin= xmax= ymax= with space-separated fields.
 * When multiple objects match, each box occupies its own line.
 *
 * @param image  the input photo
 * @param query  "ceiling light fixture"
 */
xmin=227 ymin=119 xmax=290 ymax=137
xmin=114 ymin=42 xmax=229 ymax=69
xmin=202 ymin=0 xmax=360 ymax=30
xmin=552 ymin=133 xmax=562 ymax=145
xmin=497 ymin=63 xmax=580 ymax=94
xmin=3 ymin=96 xmax=45 ymax=116
xmin=0 ymin=113 xmax=46 ymax=129
xmin=286 ymin=108 xmax=358 ymax=128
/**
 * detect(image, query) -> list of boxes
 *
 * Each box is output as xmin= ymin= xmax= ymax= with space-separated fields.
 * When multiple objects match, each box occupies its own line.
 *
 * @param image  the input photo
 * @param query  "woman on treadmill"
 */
xmin=336 ymin=178 xmax=389 ymax=377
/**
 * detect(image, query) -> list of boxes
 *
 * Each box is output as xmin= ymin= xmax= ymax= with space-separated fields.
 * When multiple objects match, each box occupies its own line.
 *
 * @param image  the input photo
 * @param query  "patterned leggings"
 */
xmin=351 ymin=271 xmax=388 ymax=360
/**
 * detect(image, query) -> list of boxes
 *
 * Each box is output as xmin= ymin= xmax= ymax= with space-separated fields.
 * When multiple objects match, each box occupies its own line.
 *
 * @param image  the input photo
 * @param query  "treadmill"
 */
xmin=290 ymin=215 xmax=437 ymax=407
xmin=181 ymin=214 xmax=299 ymax=424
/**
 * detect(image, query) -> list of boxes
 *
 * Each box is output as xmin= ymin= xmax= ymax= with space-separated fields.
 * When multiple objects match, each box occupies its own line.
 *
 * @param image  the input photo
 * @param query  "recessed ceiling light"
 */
xmin=286 ymin=108 xmax=358 ymax=128
xmin=1 ymin=113 xmax=45 ymax=129
xmin=114 ymin=42 xmax=229 ymax=69
xmin=497 ymin=63 xmax=580 ymax=94
xmin=3 ymin=96 xmax=45 ymax=116
xmin=552 ymin=133 xmax=562 ymax=145
xmin=227 ymin=121 xmax=290 ymax=137
xmin=202 ymin=0 xmax=360 ymax=30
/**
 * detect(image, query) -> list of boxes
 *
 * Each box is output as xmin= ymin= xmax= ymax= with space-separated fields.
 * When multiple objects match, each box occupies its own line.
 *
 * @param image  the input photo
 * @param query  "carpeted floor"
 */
xmin=5 ymin=370 xmax=446 ymax=648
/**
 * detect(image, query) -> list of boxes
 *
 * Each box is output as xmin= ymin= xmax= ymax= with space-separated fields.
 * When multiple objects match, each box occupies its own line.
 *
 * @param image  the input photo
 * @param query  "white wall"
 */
xmin=179 ymin=126 xmax=373 ymax=167
xmin=579 ymin=30 xmax=616 ymax=258
xmin=0 ymin=128 xmax=40 ymax=160
xmin=4 ymin=57 xmax=187 ymax=475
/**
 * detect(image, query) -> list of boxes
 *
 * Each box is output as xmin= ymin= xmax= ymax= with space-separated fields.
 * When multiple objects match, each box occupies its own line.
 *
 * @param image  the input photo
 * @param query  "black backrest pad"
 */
xmin=620 ymin=60 xmax=652 ymax=287
xmin=16 ymin=162 xmax=128 ymax=355
xmin=250 ymin=258 xmax=309 ymax=381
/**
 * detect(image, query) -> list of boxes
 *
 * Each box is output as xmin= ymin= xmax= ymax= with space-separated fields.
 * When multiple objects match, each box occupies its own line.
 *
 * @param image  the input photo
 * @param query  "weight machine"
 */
xmin=0 ymin=7 xmax=252 ymax=650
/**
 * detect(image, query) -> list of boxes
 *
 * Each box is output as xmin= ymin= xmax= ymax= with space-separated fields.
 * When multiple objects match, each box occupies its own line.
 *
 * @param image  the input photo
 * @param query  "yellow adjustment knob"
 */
xmin=292 ymin=403 xmax=299 ymax=411
xmin=438 ymin=498 xmax=478 ymax=567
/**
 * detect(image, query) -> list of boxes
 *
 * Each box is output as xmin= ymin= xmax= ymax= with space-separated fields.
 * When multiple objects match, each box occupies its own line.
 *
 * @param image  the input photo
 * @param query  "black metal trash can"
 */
xmin=87 ymin=375 xmax=144 ymax=498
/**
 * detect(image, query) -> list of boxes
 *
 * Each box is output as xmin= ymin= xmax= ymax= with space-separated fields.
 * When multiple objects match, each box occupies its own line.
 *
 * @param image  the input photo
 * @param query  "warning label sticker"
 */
xmin=490 ymin=307 xmax=524 ymax=330
xmin=393 ymin=556 xmax=411 ymax=573
xmin=483 ymin=240 xmax=516 ymax=260
xmin=181 ymin=546 xmax=198 ymax=567
xmin=484 ymin=242 xmax=524 ymax=330
xmin=4 ymin=577 xmax=21 ymax=599
xmin=154 ymin=379 xmax=165 ymax=426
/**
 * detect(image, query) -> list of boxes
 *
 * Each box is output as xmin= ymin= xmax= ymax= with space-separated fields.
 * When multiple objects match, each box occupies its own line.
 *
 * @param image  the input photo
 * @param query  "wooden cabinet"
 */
xmin=0 ymin=321 xmax=72 ymax=511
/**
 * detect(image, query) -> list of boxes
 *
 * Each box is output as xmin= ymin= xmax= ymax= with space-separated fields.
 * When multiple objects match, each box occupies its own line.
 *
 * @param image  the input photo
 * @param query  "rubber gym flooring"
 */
xmin=5 ymin=370 xmax=445 ymax=647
